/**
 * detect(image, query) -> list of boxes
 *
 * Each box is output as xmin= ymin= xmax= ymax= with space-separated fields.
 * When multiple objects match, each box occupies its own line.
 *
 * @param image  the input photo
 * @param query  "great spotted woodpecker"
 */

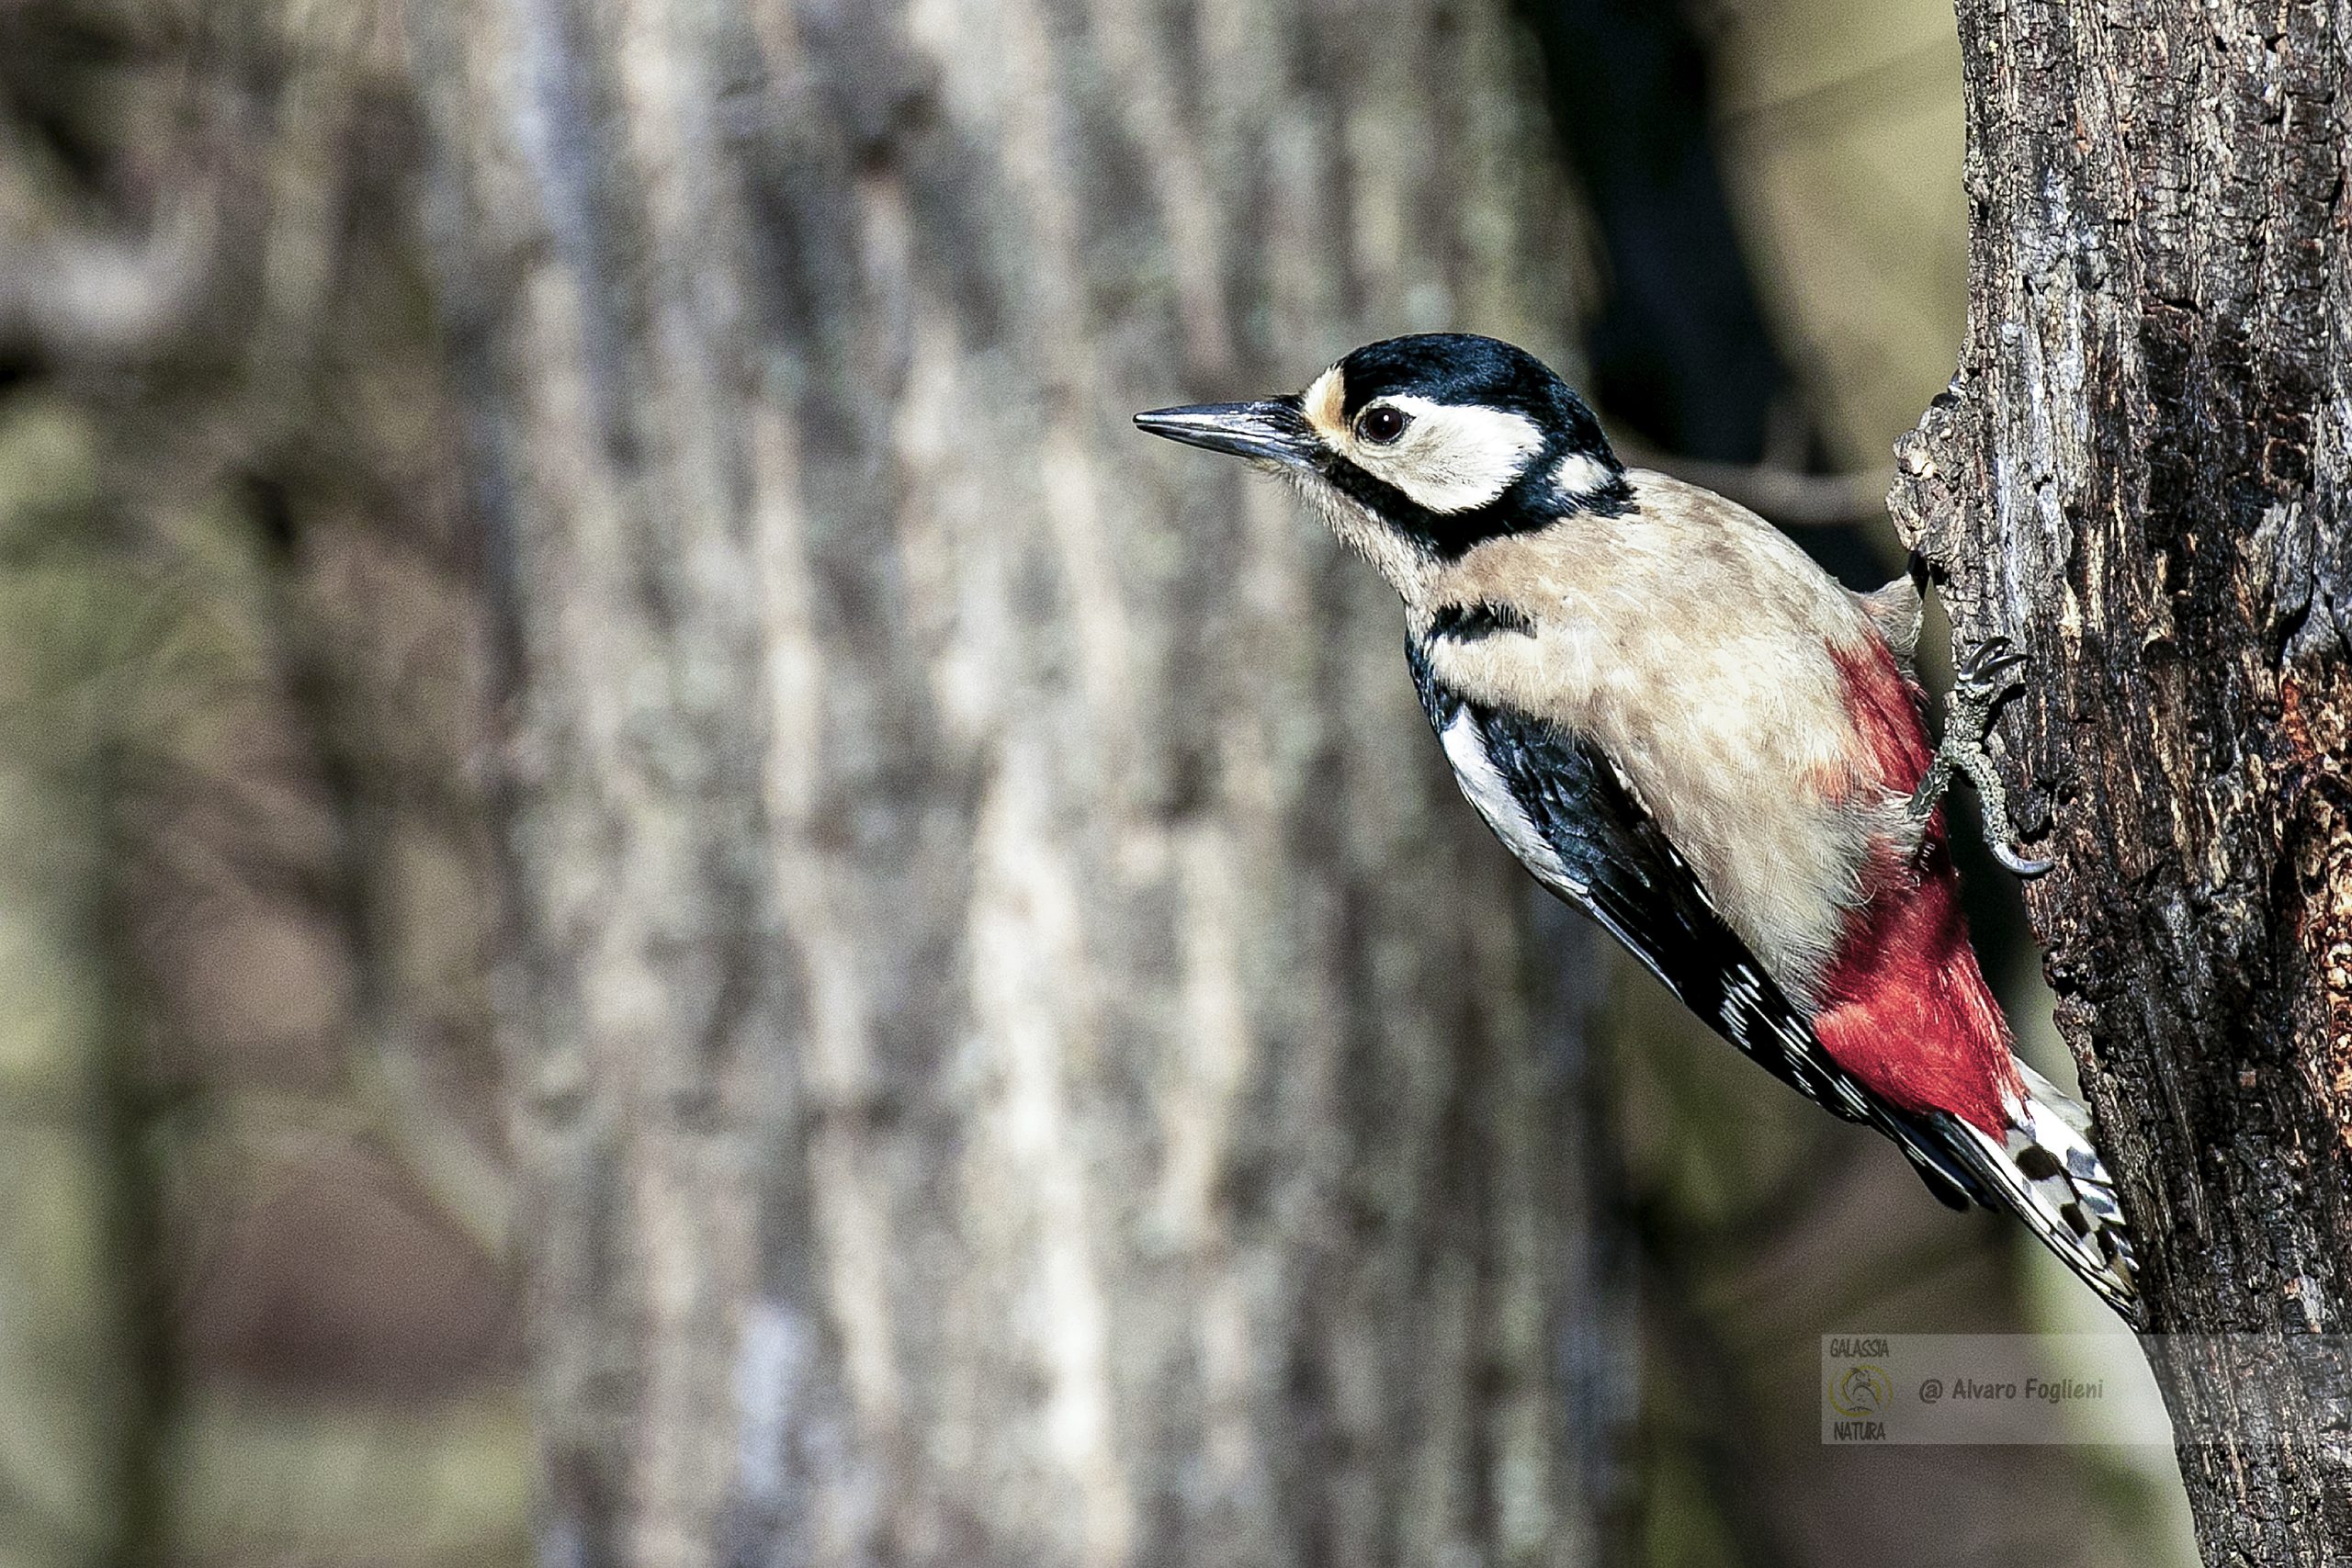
xmin=1137 ymin=333 xmax=2139 ymax=1323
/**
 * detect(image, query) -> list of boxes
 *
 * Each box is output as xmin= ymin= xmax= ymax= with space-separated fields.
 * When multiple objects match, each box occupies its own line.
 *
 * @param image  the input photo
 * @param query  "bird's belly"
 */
xmin=1602 ymin=714 xmax=1871 ymax=1004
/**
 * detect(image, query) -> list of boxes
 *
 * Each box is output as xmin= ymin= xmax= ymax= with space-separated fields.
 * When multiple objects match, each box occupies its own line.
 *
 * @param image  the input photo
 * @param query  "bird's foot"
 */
xmin=1907 ymin=636 xmax=2053 ymax=877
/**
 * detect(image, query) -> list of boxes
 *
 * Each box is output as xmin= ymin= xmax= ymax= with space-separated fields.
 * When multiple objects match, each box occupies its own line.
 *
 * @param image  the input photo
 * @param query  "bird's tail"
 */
xmin=1935 ymin=1063 xmax=2142 ymax=1325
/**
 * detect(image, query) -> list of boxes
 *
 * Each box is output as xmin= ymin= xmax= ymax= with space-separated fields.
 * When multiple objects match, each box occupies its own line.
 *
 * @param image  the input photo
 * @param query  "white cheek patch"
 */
xmin=1549 ymin=451 xmax=1617 ymax=501
xmin=1351 ymin=397 xmax=1544 ymax=514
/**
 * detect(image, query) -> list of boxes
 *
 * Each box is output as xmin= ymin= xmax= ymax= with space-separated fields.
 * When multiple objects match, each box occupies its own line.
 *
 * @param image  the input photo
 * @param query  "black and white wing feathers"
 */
xmin=1408 ymin=638 xmax=1986 ymax=1212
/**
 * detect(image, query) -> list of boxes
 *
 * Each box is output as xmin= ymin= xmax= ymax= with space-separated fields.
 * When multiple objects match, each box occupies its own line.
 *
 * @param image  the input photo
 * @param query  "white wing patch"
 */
xmin=1440 ymin=709 xmax=1587 ymax=898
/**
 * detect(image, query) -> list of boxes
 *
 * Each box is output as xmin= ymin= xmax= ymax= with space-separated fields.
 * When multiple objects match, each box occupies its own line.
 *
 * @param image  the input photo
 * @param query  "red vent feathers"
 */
xmin=1812 ymin=637 xmax=2020 ymax=1136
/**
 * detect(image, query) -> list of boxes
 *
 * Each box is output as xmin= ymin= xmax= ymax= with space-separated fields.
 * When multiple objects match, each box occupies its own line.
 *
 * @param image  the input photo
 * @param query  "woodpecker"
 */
xmin=1137 ymin=333 xmax=2139 ymax=1322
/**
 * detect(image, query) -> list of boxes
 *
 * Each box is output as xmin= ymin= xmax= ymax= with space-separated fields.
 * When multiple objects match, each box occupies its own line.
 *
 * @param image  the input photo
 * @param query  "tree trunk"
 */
xmin=1888 ymin=0 xmax=2352 ymax=1560
xmin=413 ymin=2 xmax=1623 ymax=1563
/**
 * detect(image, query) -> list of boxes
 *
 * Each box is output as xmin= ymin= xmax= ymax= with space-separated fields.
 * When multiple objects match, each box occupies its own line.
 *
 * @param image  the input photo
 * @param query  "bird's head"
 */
xmin=1136 ymin=333 xmax=1627 ymax=589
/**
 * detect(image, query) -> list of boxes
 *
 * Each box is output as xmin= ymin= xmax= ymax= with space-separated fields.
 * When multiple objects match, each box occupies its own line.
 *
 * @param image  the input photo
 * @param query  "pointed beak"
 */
xmin=1134 ymin=399 xmax=1317 ymax=466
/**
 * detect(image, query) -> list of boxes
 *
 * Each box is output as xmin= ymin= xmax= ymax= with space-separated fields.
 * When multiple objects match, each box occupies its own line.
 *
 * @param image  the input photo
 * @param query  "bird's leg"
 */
xmin=1908 ymin=636 xmax=2054 ymax=877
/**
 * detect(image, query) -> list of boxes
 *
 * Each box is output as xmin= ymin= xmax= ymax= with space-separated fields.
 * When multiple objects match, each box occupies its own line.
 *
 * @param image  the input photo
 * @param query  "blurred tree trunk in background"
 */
xmin=413 ymin=2 xmax=1623 ymax=1565
xmin=0 ymin=4 xmax=526 ymax=1567
xmin=1890 ymin=0 xmax=2352 ymax=1562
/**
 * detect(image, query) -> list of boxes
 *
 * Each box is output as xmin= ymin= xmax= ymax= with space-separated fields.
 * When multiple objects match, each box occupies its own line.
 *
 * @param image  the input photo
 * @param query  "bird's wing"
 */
xmin=1408 ymin=640 xmax=1987 ymax=1211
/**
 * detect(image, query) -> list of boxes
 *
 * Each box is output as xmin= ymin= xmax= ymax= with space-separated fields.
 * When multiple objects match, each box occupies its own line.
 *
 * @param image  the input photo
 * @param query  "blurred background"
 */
xmin=0 ymin=0 xmax=2196 ymax=1564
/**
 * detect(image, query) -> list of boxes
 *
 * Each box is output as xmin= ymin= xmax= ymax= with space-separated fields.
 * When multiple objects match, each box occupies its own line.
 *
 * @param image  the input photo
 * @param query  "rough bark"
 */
xmin=1888 ymin=1 xmax=2352 ymax=1561
xmin=413 ymin=1 xmax=1621 ymax=1564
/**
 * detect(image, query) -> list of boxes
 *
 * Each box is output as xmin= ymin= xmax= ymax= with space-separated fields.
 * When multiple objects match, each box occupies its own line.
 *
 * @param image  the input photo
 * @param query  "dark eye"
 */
xmin=1358 ymin=405 xmax=1409 ymax=445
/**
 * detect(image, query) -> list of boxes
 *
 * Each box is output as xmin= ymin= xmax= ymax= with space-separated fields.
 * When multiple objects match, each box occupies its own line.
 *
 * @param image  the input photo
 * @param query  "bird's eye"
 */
xmin=1358 ymin=405 xmax=1410 ymax=445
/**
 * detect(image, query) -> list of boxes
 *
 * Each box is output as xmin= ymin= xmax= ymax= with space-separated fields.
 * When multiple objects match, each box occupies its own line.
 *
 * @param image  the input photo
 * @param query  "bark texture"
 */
xmin=1888 ymin=1 xmax=2352 ymax=1560
xmin=414 ymin=2 xmax=1620 ymax=1564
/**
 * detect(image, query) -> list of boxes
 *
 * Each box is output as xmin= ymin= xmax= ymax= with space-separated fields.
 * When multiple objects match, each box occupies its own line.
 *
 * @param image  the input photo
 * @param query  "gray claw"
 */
xmin=1955 ymin=643 xmax=2027 ymax=694
xmin=1991 ymin=840 xmax=2055 ymax=878
xmin=1915 ymin=636 xmax=2055 ymax=878
xmin=1957 ymin=634 xmax=2012 ymax=667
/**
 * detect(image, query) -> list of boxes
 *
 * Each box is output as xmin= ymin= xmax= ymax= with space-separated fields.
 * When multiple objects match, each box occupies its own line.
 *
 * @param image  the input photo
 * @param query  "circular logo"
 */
xmin=1829 ymin=1363 xmax=1892 ymax=1417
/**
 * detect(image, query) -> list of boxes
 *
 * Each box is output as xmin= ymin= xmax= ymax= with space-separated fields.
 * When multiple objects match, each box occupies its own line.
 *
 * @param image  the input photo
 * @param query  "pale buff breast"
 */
xmin=1413 ymin=472 xmax=1909 ymax=1003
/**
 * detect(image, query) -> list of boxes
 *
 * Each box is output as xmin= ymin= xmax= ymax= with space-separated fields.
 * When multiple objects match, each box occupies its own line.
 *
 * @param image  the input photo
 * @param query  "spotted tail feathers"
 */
xmin=1937 ymin=1063 xmax=2140 ymax=1325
